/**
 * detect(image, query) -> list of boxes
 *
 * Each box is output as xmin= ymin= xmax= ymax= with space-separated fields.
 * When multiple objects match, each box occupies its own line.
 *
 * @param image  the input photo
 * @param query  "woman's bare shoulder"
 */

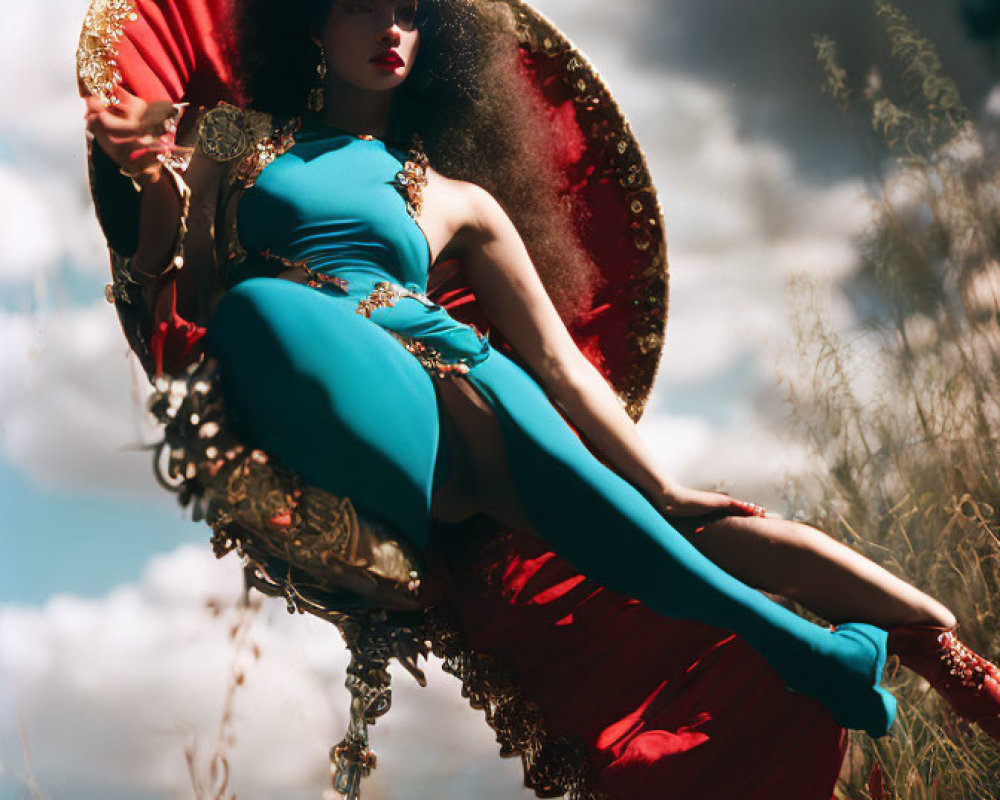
xmin=424 ymin=167 xmax=499 ymax=231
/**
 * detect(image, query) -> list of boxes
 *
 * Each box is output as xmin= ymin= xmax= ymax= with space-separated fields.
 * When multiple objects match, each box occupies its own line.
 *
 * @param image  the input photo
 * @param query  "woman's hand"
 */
xmin=657 ymin=483 xmax=768 ymax=519
xmin=84 ymin=85 xmax=184 ymax=187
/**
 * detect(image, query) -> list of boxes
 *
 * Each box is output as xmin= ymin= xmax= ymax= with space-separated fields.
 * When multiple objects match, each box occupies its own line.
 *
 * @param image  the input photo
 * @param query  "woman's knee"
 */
xmin=694 ymin=515 xmax=811 ymax=597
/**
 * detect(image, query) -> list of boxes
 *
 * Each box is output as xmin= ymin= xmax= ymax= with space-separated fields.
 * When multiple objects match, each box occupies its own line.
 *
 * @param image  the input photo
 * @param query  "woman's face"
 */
xmin=320 ymin=0 xmax=422 ymax=92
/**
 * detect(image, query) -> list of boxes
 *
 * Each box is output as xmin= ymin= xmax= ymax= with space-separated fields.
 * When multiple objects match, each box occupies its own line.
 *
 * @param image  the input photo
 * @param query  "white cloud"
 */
xmin=0 ymin=166 xmax=61 ymax=283
xmin=0 ymin=303 xmax=168 ymax=497
xmin=0 ymin=546 xmax=530 ymax=800
xmin=0 ymin=0 xmax=881 ymax=507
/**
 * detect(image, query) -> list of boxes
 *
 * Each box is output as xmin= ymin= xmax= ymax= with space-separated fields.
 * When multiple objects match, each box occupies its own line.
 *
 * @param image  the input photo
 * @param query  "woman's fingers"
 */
xmin=728 ymin=498 xmax=768 ymax=517
xmin=711 ymin=488 xmax=768 ymax=518
xmin=660 ymin=487 xmax=731 ymax=517
xmin=140 ymin=100 xmax=184 ymax=134
xmin=84 ymin=89 xmax=181 ymax=180
xmin=660 ymin=486 xmax=767 ymax=519
xmin=107 ymin=82 xmax=146 ymax=116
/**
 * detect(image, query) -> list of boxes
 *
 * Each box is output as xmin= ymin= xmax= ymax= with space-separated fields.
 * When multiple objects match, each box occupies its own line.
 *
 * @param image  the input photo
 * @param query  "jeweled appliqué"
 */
xmin=387 ymin=331 xmax=473 ymax=379
xmin=76 ymin=0 xmax=137 ymax=103
xmin=939 ymin=630 xmax=1000 ymax=690
xmin=233 ymin=115 xmax=301 ymax=190
xmin=355 ymin=281 xmax=439 ymax=318
xmin=259 ymin=249 xmax=350 ymax=292
xmin=391 ymin=138 xmax=429 ymax=218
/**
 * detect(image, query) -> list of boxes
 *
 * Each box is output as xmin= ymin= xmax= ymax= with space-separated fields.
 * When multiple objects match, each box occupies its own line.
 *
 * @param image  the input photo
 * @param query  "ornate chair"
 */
xmin=78 ymin=1 xmax=668 ymax=796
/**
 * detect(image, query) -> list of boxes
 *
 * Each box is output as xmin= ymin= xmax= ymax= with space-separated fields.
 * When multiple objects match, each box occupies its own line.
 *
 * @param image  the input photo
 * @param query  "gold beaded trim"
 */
xmin=76 ymin=0 xmax=137 ymax=104
xmin=355 ymin=281 xmax=404 ymax=318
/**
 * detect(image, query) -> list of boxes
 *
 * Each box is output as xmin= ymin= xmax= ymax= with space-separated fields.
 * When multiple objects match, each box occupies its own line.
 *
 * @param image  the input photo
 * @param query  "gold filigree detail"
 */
xmin=425 ymin=606 xmax=608 ymax=800
xmin=355 ymin=280 xmax=441 ymax=318
xmin=356 ymin=281 xmax=403 ymax=318
xmin=146 ymin=356 xmax=605 ymax=800
xmin=213 ymin=109 xmax=297 ymax=274
xmin=148 ymin=357 xmax=427 ymax=605
xmin=391 ymin=139 xmax=429 ymax=218
xmin=387 ymin=330 xmax=473 ymax=379
xmin=76 ymin=0 xmax=137 ymax=104
xmin=502 ymin=0 xmax=668 ymax=422
xmin=197 ymin=103 xmax=250 ymax=162
xmin=225 ymin=191 xmax=248 ymax=266
xmin=164 ymin=145 xmax=194 ymax=173
xmin=259 ymin=249 xmax=350 ymax=292
xmin=232 ymin=113 xmax=300 ymax=189
xmin=104 ymin=262 xmax=140 ymax=305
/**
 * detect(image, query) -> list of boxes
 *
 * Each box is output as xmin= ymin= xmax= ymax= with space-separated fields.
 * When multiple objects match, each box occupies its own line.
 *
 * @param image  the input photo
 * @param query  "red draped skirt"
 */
xmin=425 ymin=513 xmax=848 ymax=800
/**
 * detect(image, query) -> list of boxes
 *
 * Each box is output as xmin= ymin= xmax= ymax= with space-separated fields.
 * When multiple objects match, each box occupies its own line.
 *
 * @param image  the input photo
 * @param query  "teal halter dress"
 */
xmin=205 ymin=123 xmax=898 ymax=738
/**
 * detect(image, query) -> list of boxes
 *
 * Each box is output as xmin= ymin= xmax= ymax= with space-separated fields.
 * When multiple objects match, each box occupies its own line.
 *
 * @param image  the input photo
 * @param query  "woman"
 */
xmin=82 ymin=0 xmax=1000 ymax=794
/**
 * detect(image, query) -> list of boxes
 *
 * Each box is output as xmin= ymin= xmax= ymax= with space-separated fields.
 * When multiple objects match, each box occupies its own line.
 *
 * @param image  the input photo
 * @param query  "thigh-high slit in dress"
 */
xmin=205 ymin=123 xmax=896 ymax=797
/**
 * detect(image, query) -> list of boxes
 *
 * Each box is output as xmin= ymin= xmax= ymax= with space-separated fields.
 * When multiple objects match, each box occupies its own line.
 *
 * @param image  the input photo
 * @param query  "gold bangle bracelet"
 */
xmin=127 ymin=265 xmax=173 ymax=282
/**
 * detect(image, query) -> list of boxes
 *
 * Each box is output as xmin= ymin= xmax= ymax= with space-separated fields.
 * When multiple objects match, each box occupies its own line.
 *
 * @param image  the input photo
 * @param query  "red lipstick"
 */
xmin=370 ymin=49 xmax=405 ymax=70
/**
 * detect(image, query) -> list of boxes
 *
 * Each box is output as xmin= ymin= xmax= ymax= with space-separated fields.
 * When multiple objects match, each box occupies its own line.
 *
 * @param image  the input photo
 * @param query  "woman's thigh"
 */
xmin=429 ymin=374 xmax=537 ymax=533
xmin=205 ymin=278 xmax=443 ymax=548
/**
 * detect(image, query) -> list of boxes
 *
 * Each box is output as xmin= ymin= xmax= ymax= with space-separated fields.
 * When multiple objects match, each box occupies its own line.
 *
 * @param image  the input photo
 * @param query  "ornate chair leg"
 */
xmin=329 ymin=652 xmax=383 ymax=800
xmin=329 ymin=613 xmax=430 ymax=799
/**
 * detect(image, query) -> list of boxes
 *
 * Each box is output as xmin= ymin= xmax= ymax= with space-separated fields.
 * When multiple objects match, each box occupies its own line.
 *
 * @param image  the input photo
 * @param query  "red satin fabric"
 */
xmin=148 ymin=279 xmax=207 ymax=377
xmin=118 ymin=0 xmax=239 ymax=109
xmin=426 ymin=517 xmax=848 ymax=800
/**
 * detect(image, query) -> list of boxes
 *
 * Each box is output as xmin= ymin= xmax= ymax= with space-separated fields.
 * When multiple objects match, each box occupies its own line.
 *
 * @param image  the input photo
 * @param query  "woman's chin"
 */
xmin=345 ymin=70 xmax=409 ymax=92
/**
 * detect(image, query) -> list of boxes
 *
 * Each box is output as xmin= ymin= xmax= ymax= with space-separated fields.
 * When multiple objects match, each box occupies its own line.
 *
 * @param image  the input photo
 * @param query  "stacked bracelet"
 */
xmin=122 ymin=159 xmax=192 ymax=285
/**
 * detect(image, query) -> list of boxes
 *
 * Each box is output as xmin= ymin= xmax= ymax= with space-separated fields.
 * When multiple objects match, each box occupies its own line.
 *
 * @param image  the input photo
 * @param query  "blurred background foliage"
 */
xmin=789 ymin=2 xmax=1000 ymax=796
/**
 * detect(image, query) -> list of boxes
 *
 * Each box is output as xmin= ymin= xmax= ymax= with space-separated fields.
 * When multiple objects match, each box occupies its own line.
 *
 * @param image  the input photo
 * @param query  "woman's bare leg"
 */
xmin=688 ymin=515 xmax=957 ymax=630
xmin=428 ymin=375 xmax=953 ymax=632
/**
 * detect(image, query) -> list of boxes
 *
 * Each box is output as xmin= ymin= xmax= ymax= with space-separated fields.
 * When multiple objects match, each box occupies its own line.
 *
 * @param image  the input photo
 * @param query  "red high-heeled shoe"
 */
xmin=887 ymin=623 xmax=1000 ymax=743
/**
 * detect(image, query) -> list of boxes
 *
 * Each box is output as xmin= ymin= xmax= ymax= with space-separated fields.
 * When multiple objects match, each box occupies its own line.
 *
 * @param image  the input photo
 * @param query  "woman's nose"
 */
xmin=375 ymin=12 xmax=402 ymax=43
xmin=376 ymin=25 xmax=401 ymax=45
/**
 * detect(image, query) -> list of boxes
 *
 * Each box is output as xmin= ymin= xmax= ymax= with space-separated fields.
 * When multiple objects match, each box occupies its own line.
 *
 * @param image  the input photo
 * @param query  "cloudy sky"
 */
xmin=0 ymin=1 xmax=995 ymax=798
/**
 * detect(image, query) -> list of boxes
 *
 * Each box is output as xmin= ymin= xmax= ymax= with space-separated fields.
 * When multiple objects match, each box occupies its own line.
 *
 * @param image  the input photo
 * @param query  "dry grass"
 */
xmin=184 ymin=590 xmax=263 ymax=800
xmin=0 ymin=708 xmax=47 ymax=799
xmin=790 ymin=2 xmax=1000 ymax=797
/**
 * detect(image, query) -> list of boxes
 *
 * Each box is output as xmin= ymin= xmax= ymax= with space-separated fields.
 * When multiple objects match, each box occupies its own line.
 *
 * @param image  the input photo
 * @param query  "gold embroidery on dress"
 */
xmin=216 ymin=109 xmax=298 ymax=272
xmin=259 ymin=249 xmax=350 ymax=292
xmin=391 ymin=137 xmax=429 ymax=218
xmin=232 ymin=114 xmax=300 ymax=189
xmin=355 ymin=280 xmax=440 ymax=318
xmin=387 ymin=330 xmax=472 ymax=379
xmin=76 ymin=0 xmax=137 ymax=104
xmin=355 ymin=281 xmax=405 ymax=318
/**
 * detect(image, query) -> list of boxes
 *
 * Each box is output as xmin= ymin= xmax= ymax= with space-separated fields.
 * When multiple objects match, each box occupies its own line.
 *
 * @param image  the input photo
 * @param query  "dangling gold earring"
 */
xmin=308 ymin=42 xmax=327 ymax=112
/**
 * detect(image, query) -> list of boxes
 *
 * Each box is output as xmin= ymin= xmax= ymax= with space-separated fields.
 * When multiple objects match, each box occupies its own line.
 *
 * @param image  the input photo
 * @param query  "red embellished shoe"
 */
xmin=887 ymin=623 xmax=1000 ymax=743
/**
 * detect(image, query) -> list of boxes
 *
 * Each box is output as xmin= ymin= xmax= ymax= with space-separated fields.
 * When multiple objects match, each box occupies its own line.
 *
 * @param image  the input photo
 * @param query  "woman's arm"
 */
xmin=86 ymin=90 xmax=222 ymax=324
xmin=450 ymin=182 xmax=766 ymax=518
xmin=450 ymin=184 xmax=675 ymax=501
